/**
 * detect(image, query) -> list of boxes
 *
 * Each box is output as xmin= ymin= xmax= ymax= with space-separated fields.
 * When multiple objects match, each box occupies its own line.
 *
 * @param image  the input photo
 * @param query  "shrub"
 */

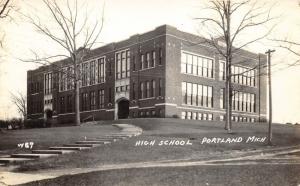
xmin=24 ymin=119 xmax=46 ymax=128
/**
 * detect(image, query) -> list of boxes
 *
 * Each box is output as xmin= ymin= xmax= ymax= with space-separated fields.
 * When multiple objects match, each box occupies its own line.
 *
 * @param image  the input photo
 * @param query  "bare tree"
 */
xmin=195 ymin=0 xmax=276 ymax=132
xmin=10 ymin=91 xmax=27 ymax=120
xmin=23 ymin=0 xmax=104 ymax=125
xmin=0 ymin=0 xmax=14 ymax=48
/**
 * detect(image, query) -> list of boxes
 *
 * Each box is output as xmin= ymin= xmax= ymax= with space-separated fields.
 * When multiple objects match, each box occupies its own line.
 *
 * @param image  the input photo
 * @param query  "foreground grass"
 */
xmin=20 ymin=164 xmax=300 ymax=186
xmin=14 ymin=119 xmax=300 ymax=172
xmin=0 ymin=123 xmax=119 ymax=155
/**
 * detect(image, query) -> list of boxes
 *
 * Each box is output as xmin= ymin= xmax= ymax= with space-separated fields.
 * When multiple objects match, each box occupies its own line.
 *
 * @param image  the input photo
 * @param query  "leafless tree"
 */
xmin=195 ymin=0 xmax=276 ymax=132
xmin=22 ymin=0 xmax=104 ymax=125
xmin=0 ymin=0 xmax=14 ymax=48
xmin=10 ymin=91 xmax=27 ymax=120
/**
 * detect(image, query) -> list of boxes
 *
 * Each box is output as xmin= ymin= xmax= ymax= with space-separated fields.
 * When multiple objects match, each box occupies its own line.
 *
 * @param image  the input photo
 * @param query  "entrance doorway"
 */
xmin=117 ymin=99 xmax=129 ymax=119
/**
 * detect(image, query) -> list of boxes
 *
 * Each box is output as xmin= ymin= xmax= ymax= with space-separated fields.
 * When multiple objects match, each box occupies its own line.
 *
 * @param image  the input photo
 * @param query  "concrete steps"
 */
xmin=11 ymin=153 xmax=59 ymax=159
xmin=0 ymin=157 xmax=33 ymax=164
xmin=63 ymin=144 xmax=101 ymax=147
xmin=49 ymin=146 xmax=91 ymax=151
xmin=75 ymin=141 xmax=111 ymax=145
xmin=1 ymin=124 xmax=143 ymax=166
xmin=32 ymin=150 xmax=75 ymax=154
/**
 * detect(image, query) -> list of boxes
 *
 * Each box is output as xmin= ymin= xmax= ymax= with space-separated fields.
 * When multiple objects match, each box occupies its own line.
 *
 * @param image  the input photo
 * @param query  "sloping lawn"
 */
xmin=0 ymin=123 xmax=119 ymax=155
xmin=13 ymin=119 xmax=300 ymax=172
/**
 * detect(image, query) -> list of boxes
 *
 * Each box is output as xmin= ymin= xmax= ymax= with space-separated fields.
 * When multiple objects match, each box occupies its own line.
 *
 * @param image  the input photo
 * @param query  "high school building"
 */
xmin=27 ymin=25 xmax=267 ymax=124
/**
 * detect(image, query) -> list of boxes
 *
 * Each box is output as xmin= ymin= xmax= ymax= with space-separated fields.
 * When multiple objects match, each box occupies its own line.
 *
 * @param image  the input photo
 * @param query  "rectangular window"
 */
xmin=90 ymin=91 xmax=96 ymax=110
xmin=192 ymin=56 xmax=197 ymax=75
xmin=140 ymin=82 xmax=144 ymax=99
xmin=90 ymin=60 xmax=95 ymax=85
xmin=97 ymin=57 xmax=105 ymax=83
xmin=181 ymin=112 xmax=186 ymax=119
xmin=60 ymin=96 xmax=65 ymax=113
xmin=152 ymin=51 xmax=156 ymax=67
xmin=219 ymin=61 xmax=225 ymax=80
xmin=158 ymin=79 xmax=163 ymax=96
xmin=67 ymin=95 xmax=73 ymax=113
xmin=182 ymin=82 xmax=187 ymax=104
xmin=126 ymin=50 xmax=130 ymax=77
xmin=220 ymin=88 xmax=224 ymax=109
xmin=187 ymin=82 xmax=192 ymax=105
xmin=141 ymin=54 xmax=144 ymax=69
xmin=98 ymin=89 xmax=104 ymax=109
xmin=146 ymin=52 xmax=150 ymax=69
xmin=133 ymin=56 xmax=136 ymax=71
xmin=151 ymin=80 xmax=155 ymax=97
xmin=181 ymin=52 xmax=187 ymax=73
xmin=159 ymin=48 xmax=162 ymax=65
xmin=192 ymin=83 xmax=197 ymax=106
xmin=81 ymin=93 xmax=88 ymax=111
xmin=208 ymin=86 xmax=213 ymax=108
xmin=146 ymin=81 xmax=150 ymax=98
xmin=197 ymin=84 xmax=203 ymax=106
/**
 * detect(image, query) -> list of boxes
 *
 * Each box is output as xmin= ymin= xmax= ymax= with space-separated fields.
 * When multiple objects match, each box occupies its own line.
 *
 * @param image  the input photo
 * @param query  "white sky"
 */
xmin=0 ymin=0 xmax=299 ymax=123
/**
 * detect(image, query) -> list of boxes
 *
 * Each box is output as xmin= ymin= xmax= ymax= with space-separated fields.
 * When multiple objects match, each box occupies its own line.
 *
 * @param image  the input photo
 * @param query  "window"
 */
xmin=151 ymin=80 xmax=155 ymax=97
xmin=159 ymin=48 xmax=162 ymax=65
xmin=145 ymin=52 xmax=150 ymax=69
xmin=198 ymin=113 xmax=202 ymax=120
xmin=203 ymin=113 xmax=207 ymax=120
xmin=140 ymin=82 xmax=144 ymax=99
xmin=98 ymin=89 xmax=104 ymax=109
xmin=141 ymin=54 xmax=144 ymax=70
xmin=220 ymin=88 xmax=225 ymax=109
xmin=116 ymin=50 xmax=130 ymax=80
xmin=133 ymin=56 xmax=136 ymax=71
xmin=81 ymin=93 xmax=88 ymax=111
xmin=187 ymin=112 xmax=192 ymax=120
xmin=181 ymin=52 xmax=214 ymax=78
xmin=82 ymin=62 xmax=89 ymax=86
xmin=44 ymin=72 xmax=52 ymax=94
xmin=182 ymin=82 xmax=213 ymax=108
xmin=90 ymin=60 xmax=96 ymax=85
xmin=90 ymin=91 xmax=96 ymax=110
xmin=108 ymin=88 xmax=112 ymax=103
xmin=192 ymin=112 xmax=197 ymax=120
xmin=158 ymin=79 xmax=163 ymax=96
xmin=97 ymin=57 xmax=105 ymax=83
xmin=67 ymin=95 xmax=73 ymax=113
xmin=146 ymin=81 xmax=150 ymax=98
xmin=151 ymin=51 xmax=156 ymax=67
xmin=208 ymin=114 xmax=213 ymax=121
xmin=219 ymin=61 xmax=225 ymax=80
xmin=181 ymin=112 xmax=186 ymax=119
xmin=60 ymin=96 xmax=65 ymax=113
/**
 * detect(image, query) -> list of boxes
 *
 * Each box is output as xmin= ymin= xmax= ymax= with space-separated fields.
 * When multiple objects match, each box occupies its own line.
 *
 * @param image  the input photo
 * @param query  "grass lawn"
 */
xmin=19 ymin=164 xmax=300 ymax=186
xmin=0 ymin=123 xmax=119 ymax=156
xmin=9 ymin=118 xmax=300 ymax=172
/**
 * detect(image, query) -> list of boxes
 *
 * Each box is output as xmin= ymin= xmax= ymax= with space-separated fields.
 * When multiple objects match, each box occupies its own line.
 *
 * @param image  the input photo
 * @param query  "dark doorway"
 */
xmin=118 ymin=99 xmax=129 ymax=119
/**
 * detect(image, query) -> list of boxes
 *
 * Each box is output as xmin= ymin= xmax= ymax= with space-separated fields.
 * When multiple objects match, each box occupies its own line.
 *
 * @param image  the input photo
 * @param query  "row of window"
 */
xmin=135 ymin=48 xmax=163 ymax=71
xmin=135 ymin=79 xmax=163 ymax=99
xmin=181 ymin=111 xmax=213 ymax=121
xmin=132 ymin=109 xmax=164 ymax=118
xmin=220 ymin=115 xmax=256 ymax=123
xmin=116 ymin=85 xmax=130 ymax=93
xmin=58 ymin=90 xmax=106 ymax=113
xmin=181 ymin=52 xmax=214 ymax=78
xmin=220 ymin=89 xmax=256 ymax=113
xmin=116 ymin=50 xmax=130 ymax=80
xmin=182 ymin=82 xmax=213 ymax=108
xmin=219 ymin=62 xmax=256 ymax=87
xmin=29 ymin=81 xmax=42 ymax=94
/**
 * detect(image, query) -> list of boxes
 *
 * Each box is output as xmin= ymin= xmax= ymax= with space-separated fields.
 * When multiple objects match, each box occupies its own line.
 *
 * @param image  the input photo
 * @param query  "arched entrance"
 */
xmin=117 ymin=99 xmax=129 ymax=119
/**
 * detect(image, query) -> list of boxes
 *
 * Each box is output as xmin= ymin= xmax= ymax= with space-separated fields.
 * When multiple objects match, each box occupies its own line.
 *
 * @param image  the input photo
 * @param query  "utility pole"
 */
xmin=265 ymin=49 xmax=275 ymax=145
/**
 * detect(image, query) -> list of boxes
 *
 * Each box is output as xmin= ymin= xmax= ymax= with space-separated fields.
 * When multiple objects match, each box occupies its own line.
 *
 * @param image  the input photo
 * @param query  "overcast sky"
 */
xmin=0 ymin=0 xmax=299 ymax=123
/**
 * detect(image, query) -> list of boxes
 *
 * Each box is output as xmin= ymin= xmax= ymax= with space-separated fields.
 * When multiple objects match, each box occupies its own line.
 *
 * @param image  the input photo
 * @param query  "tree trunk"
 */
xmin=74 ymin=80 xmax=80 ymax=125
